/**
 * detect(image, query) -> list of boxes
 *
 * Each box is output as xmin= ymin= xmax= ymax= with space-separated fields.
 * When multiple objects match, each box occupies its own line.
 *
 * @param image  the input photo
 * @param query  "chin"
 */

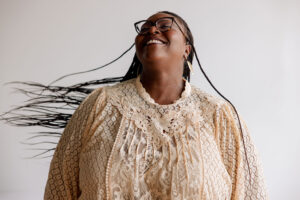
xmin=143 ymin=55 xmax=164 ymax=63
xmin=142 ymin=51 xmax=167 ymax=62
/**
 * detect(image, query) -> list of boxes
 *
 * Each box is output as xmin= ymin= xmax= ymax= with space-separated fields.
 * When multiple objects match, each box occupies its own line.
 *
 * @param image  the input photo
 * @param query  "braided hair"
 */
xmin=0 ymin=11 xmax=252 ymax=186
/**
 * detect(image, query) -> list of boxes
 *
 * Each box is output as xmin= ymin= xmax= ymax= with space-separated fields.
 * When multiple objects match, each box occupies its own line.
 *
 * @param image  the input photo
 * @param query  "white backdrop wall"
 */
xmin=0 ymin=0 xmax=299 ymax=199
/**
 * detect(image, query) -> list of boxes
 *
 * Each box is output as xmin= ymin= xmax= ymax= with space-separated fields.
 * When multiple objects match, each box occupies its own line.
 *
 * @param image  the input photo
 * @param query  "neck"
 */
xmin=139 ymin=67 xmax=185 ymax=105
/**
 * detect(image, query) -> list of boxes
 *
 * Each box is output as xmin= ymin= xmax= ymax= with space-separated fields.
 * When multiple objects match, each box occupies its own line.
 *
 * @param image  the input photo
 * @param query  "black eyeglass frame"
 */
xmin=134 ymin=17 xmax=190 ymax=44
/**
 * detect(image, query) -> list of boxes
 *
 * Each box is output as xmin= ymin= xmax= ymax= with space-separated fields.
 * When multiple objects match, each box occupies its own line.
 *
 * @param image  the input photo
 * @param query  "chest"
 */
xmin=80 ymin=115 xmax=232 ymax=199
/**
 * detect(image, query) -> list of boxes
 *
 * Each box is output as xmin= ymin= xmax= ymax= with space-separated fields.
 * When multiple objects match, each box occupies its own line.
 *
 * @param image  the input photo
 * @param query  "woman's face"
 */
xmin=135 ymin=13 xmax=191 ymax=69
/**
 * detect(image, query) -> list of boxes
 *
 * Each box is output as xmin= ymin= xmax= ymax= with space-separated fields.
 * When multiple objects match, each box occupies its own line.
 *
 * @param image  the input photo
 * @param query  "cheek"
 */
xmin=135 ymin=36 xmax=143 ymax=57
xmin=135 ymin=36 xmax=139 ymax=44
xmin=167 ymin=32 xmax=186 ymax=54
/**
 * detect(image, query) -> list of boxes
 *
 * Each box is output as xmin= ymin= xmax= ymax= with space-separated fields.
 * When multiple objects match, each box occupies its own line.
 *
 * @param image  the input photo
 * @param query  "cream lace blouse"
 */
xmin=44 ymin=76 xmax=268 ymax=200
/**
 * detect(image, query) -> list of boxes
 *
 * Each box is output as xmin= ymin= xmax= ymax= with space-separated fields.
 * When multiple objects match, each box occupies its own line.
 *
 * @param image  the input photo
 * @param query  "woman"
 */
xmin=43 ymin=11 xmax=268 ymax=199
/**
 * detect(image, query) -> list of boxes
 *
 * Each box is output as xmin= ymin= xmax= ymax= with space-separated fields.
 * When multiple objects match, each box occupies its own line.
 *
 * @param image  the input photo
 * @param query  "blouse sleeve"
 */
xmin=214 ymin=102 xmax=268 ymax=200
xmin=44 ymin=87 xmax=106 ymax=200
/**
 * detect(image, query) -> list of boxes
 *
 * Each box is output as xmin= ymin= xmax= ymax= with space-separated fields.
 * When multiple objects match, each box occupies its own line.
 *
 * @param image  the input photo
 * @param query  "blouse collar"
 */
xmin=135 ymin=75 xmax=191 ymax=107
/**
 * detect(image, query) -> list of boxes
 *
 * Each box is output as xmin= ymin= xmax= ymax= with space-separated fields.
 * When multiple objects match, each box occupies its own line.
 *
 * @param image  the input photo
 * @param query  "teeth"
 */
xmin=147 ymin=39 xmax=164 ymax=45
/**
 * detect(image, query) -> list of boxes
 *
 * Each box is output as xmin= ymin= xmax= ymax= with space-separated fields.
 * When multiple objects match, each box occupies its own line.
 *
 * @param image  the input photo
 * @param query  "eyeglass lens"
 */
xmin=137 ymin=18 xmax=173 ymax=34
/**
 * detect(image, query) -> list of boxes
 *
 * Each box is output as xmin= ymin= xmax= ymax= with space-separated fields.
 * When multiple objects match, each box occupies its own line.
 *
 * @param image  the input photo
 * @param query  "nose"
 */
xmin=148 ymin=25 xmax=160 ymax=34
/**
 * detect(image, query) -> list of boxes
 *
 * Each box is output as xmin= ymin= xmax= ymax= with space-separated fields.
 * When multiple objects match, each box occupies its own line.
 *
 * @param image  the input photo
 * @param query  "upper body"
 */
xmin=44 ymin=75 xmax=268 ymax=199
xmin=44 ymin=11 xmax=268 ymax=199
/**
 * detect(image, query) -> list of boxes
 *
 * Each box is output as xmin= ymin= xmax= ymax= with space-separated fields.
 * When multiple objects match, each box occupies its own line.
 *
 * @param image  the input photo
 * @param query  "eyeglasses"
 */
xmin=134 ymin=17 xmax=190 ymax=44
xmin=134 ymin=17 xmax=175 ymax=34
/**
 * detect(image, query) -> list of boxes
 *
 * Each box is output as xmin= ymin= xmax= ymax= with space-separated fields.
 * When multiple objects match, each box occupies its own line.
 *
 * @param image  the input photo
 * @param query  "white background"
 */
xmin=1 ymin=0 xmax=299 ymax=199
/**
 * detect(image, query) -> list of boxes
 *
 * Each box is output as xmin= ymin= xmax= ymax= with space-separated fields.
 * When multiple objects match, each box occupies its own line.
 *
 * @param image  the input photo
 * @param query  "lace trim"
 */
xmin=135 ymin=75 xmax=191 ymax=107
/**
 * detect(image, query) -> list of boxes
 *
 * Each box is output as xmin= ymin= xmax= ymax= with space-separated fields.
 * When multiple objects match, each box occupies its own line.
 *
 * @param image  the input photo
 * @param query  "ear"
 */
xmin=183 ymin=44 xmax=192 ymax=59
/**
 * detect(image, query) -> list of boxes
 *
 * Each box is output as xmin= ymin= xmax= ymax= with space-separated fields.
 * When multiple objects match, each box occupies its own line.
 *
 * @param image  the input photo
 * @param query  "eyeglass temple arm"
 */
xmin=173 ymin=20 xmax=190 ymax=44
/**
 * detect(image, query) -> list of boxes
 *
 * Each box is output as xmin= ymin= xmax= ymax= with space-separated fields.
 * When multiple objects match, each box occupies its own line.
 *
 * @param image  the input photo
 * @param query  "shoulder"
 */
xmin=190 ymin=84 xmax=228 ymax=111
xmin=104 ymin=78 xmax=136 ymax=96
xmin=190 ymin=84 xmax=242 ymax=124
xmin=83 ymin=78 xmax=135 ymax=104
xmin=84 ymin=78 xmax=138 ymax=114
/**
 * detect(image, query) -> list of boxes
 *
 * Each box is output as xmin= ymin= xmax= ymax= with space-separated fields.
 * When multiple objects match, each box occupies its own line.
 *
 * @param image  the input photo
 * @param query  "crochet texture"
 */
xmin=44 ymin=76 xmax=268 ymax=200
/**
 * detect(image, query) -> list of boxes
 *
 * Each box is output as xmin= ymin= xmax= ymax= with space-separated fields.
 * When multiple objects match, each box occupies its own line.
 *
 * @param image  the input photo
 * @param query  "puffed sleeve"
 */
xmin=44 ymin=87 xmax=106 ymax=200
xmin=214 ymin=101 xmax=268 ymax=200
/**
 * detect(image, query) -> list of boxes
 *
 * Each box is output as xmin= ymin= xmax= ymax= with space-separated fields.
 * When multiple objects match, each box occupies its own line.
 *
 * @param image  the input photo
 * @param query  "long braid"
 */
xmin=0 ymin=11 xmax=252 ymax=188
xmin=160 ymin=10 xmax=252 ymax=190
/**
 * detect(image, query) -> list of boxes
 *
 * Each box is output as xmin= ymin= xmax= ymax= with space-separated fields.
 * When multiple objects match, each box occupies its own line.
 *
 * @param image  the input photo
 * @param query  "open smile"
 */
xmin=143 ymin=37 xmax=168 ymax=47
xmin=146 ymin=39 xmax=165 ymax=45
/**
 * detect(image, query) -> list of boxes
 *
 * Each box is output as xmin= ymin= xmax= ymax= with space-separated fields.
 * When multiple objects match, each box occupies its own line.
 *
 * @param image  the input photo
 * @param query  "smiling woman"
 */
xmin=1 ymin=10 xmax=268 ymax=200
xmin=134 ymin=13 xmax=192 ymax=105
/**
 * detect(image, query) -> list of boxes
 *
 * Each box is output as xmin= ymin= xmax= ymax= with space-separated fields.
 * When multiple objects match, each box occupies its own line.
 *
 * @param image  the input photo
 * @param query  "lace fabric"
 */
xmin=44 ymin=77 xmax=268 ymax=200
xmin=135 ymin=75 xmax=191 ymax=106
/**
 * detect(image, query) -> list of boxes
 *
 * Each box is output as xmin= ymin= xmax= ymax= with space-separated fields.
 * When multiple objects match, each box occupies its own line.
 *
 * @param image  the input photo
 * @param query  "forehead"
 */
xmin=147 ymin=13 xmax=173 ymax=21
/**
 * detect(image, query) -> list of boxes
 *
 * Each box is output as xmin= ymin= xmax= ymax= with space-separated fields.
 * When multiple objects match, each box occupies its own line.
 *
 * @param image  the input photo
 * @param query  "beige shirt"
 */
xmin=44 ymin=76 xmax=268 ymax=200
